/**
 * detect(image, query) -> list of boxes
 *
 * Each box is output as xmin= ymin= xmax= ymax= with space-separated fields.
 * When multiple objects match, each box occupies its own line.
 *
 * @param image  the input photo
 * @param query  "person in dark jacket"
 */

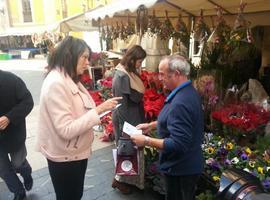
xmin=131 ymin=55 xmax=204 ymax=200
xmin=111 ymin=45 xmax=146 ymax=194
xmin=0 ymin=70 xmax=34 ymax=200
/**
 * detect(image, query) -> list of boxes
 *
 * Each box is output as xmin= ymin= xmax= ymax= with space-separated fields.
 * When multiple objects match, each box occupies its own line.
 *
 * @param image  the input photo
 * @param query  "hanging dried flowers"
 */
xmin=194 ymin=10 xmax=210 ymax=41
xmin=125 ymin=14 xmax=135 ymax=36
xmin=214 ymin=7 xmax=231 ymax=45
xmin=101 ymin=25 xmax=106 ymax=41
xmin=106 ymin=25 xmax=112 ymax=40
xmin=226 ymin=1 xmax=258 ymax=66
xmin=112 ymin=22 xmax=120 ymax=40
xmin=105 ymin=25 xmax=113 ymax=50
xmin=119 ymin=15 xmax=135 ymax=41
xmin=173 ymin=13 xmax=189 ymax=47
xmin=159 ymin=10 xmax=174 ymax=40
xmin=119 ymin=22 xmax=127 ymax=40
xmin=230 ymin=2 xmax=253 ymax=44
xmin=148 ymin=10 xmax=161 ymax=36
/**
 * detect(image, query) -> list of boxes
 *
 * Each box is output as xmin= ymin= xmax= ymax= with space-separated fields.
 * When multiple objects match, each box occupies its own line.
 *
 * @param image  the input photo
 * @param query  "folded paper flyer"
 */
xmin=123 ymin=121 xmax=142 ymax=136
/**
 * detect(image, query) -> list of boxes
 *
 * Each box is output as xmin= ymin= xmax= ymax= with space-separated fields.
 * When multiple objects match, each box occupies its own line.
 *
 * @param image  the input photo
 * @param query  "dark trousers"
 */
xmin=47 ymin=159 xmax=88 ymax=200
xmin=0 ymin=144 xmax=32 ymax=195
xmin=165 ymin=174 xmax=200 ymax=200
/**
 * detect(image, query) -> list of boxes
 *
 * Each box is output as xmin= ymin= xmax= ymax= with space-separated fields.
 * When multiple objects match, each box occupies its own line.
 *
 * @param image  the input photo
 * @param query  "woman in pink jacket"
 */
xmin=36 ymin=36 xmax=121 ymax=200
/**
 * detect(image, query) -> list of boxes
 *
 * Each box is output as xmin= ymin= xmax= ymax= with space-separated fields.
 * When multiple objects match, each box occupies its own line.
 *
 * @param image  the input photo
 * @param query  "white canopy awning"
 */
xmin=55 ymin=6 xmax=102 ymax=33
xmin=85 ymin=0 xmax=270 ymax=26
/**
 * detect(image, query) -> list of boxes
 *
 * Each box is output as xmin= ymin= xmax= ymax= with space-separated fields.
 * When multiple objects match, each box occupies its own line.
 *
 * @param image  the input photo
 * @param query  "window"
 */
xmin=21 ymin=0 xmax=32 ymax=22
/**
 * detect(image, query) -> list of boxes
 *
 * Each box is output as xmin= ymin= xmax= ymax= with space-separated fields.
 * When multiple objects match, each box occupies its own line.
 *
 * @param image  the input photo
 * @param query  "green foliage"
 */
xmin=189 ymin=61 xmax=199 ymax=80
xmin=195 ymin=190 xmax=215 ymax=200
xmin=144 ymin=130 xmax=166 ymax=194
xmin=255 ymin=135 xmax=270 ymax=154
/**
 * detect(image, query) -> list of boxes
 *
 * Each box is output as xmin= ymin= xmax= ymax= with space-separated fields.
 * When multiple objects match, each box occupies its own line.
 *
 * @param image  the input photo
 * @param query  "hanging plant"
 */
xmin=214 ymin=7 xmax=231 ymax=45
xmin=106 ymin=25 xmax=112 ymax=40
xmin=194 ymin=10 xmax=210 ymax=41
xmin=101 ymin=25 xmax=106 ymax=41
xmin=125 ymin=14 xmax=135 ymax=37
xmin=104 ymin=25 xmax=113 ymax=50
xmin=202 ymin=7 xmax=231 ymax=67
xmin=229 ymin=2 xmax=254 ymax=47
xmin=148 ymin=10 xmax=161 ymax=36
xmin=112 ymin=22 xmax=120 ymax=40
xmin=173 ymin=13 xmax=189 ymax=47
xmin=227 ymin=1 xmax=257 ymax=63
xmin=119 ymin=22 xmax=127 ymax=40
xmin=159 ymin=10 xmax=174 ymax=40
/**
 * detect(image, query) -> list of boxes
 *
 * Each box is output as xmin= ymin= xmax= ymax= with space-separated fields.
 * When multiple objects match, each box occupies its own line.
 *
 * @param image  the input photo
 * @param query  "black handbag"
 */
xmin=117 ymin=137 xmax=135 ymax=156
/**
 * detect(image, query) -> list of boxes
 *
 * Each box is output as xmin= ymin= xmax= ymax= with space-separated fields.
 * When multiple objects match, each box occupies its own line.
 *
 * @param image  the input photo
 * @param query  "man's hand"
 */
xmin=130 ymin=134 xmax=147 ymax=147
xmin=0 ymin=116 xmax=10 ymax=131
xmin=136 ymin=121 xmax=157 ymax=135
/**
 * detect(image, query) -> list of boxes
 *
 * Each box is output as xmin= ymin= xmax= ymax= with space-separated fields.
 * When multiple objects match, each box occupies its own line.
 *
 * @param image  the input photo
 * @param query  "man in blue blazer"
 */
xmin=0 ymin=70 xmax=34 ymax=200
xmin=131 ymin=55 xmax=204 ymax=200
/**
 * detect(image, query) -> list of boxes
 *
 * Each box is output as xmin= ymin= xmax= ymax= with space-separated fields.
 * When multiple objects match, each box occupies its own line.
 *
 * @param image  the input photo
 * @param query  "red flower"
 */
xmin=80 ymin=73 xmax=91 ymax=84
xmin=144 ymin=89 xmax=166 ymax=120
xmin=141 ymin=70 xmax=163 ymax=91
xmin=89 ymin=91 xmax=103 ymax=106
xmin=100 ymin=77 xmax=112 ymax=88
xmin=100 ymin=120 xmax=114 ymax=142
xmin=211 ymin=103 xmax=270 ymax=133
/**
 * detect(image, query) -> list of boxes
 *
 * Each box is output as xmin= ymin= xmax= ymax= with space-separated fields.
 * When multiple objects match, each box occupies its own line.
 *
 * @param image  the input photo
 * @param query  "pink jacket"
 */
xmin=36 ymin=69 xmax=100 ymax=162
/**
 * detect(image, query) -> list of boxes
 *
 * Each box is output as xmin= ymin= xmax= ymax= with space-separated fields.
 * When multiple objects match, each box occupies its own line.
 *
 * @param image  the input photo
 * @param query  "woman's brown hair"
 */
xmin=120 ymin=45 xmax=146 ymax=74
xmin=47 ymin=36 xmax=91 ymax=82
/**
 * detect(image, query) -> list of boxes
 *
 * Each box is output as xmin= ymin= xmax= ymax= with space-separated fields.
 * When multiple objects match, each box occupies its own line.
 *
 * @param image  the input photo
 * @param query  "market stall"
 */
xmin=81 ymin=0 xmax=270 ymax=199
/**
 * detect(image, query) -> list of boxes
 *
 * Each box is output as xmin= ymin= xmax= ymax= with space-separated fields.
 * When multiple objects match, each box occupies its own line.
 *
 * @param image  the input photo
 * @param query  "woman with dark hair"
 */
xmin=111 ymin=45 xmax=147 ymax=194
xmin=36 ymin=36 xmax=121 ymax=200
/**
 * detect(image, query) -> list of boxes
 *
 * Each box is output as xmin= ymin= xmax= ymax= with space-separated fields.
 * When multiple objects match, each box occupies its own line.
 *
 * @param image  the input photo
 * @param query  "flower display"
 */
xmin=88 ymin=90 xmax=103 ymax=106
xmin=194 ymin=74 xmax=219 ymax=109
xmin=90 ymin=52 xmax=108 ymax=66
xmin=203 ymin=133 xmax=270 ymax=192
xmin=143 ymin=89 xmax=166 ymax=120
xmin=211 ymin=103 xmax=270 ymax=134
xmin=100 ymin=115 xmax=114 ymax=142
xmin=194 ymin=72 xmax=220 ymax=130
xmin=96 ymin=77 xmax=113 ymax=100
xmin=81 ymin=75 xmax=114 ymax=142
xmin=85 ymin=71 xmax=166 ymax=142
xmin=95 ymin=77 xmax=114 ymax=141
xmin=80 ymin=70 xmax=93 ymax=91
xmin=140 ymin=70 xmax=166 ymax=121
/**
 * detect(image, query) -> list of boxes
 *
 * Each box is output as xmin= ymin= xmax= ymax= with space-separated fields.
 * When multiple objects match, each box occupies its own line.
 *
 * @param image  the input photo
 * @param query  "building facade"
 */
xmin=0 ymin=0 xmax=113 ymax=33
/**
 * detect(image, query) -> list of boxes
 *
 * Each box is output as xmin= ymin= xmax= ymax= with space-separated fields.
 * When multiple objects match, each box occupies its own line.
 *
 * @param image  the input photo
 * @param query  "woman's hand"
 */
xmin=95 ymin=97 xmax=122 ymax=115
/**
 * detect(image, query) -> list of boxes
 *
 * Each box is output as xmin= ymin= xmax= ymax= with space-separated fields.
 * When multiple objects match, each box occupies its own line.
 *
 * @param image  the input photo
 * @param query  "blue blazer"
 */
xmin=157 ymin=82 xmax=204 ymax=176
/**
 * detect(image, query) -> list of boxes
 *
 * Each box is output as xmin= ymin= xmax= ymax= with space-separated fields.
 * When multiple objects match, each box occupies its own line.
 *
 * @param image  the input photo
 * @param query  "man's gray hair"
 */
xmin=162 ymin=55 xmax=190 ymax=76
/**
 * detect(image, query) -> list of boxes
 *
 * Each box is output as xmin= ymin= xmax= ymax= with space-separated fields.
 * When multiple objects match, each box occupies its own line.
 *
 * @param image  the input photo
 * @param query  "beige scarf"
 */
xmin=115 ymin=64 xmax=145 ymax=94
